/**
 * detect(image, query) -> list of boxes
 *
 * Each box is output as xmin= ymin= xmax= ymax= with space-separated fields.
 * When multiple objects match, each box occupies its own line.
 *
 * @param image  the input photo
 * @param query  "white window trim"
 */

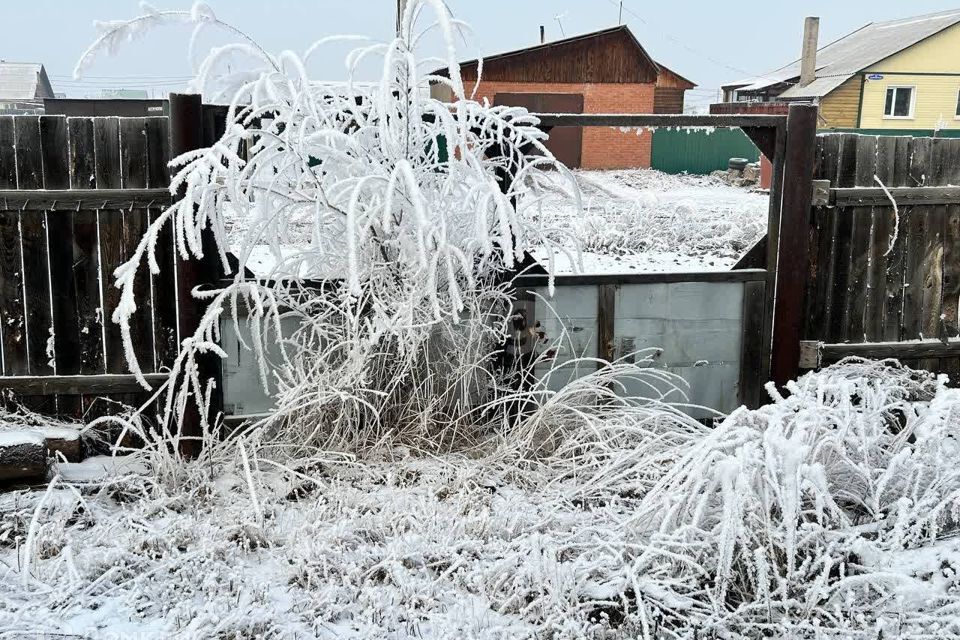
xmin=954 ymin=88 xmax=960 ymax=119
xmin=883 ymin=85 xmax=916 ymax=120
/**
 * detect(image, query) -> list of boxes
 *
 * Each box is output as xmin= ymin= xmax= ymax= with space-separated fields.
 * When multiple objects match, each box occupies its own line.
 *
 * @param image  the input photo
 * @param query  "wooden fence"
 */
xmin=801 ymin=133 xmax=960 ymax=377
xmin=0 ymin=98 xmax=227 ymax=427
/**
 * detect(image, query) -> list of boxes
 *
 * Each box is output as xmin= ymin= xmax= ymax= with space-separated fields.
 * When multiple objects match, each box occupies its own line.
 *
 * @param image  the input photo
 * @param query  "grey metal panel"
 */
xmin=533 ymin=285 xmax=598 ymax=370
xmin=220 ymin=313 xmax=301 ymax=416
xmin=534 ymin=280 xmax=746 ymax=419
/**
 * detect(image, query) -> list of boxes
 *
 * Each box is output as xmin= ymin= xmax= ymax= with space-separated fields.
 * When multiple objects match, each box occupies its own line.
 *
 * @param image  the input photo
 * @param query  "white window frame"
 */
xmin=883 ymin=85 xmax=916 ymax=119
xmin=954 ymin=88 xmax=960 ymax=119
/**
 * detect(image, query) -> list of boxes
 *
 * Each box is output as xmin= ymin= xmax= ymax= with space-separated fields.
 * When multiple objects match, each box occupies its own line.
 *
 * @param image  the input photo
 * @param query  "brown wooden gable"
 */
xmin=455 ymin=26 xmax=660 ymax=85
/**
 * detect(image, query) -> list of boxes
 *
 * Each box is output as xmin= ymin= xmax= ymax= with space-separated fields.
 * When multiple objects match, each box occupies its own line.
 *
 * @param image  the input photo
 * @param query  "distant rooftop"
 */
xmin=725 ymin=9 xmax=960 ymax=99
xmin=0 ymin=62 xmax=54 ymax=100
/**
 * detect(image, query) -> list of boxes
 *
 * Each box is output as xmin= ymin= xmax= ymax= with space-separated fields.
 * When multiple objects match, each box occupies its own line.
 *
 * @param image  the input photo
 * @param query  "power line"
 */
xmin=607 ymin=0 xmax=760 ymax=78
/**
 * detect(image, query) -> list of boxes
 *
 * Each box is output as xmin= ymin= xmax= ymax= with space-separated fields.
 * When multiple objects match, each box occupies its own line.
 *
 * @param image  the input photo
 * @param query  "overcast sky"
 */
xmin=3 ymin=0 xmax=959 ymax=108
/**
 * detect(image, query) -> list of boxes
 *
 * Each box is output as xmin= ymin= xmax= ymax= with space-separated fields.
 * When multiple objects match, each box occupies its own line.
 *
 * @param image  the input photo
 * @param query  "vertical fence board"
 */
xmin=14 ymin=116 xmax=54 ymax=378
xmin=145 ymin=117 xmax=178 ymax=369
xmin=842 ymin=135 xmax=877 ymax=343
xmin=0 ymin=118 xmax=18 ymax=375
xmin=883 ymin=136 xmax=912 ymax=342
xmin=902 ymin=137 xmax=932 ymax=343
xmin=0 ymin=117 xmax=15 ymax=189
xmin=42 ymin=117 xmax=82 ymax=415
xmin=119 ymin=118 xmax=155 ymax=372
xmin=94 ymin=118 xmax=127 ymax=373
xmin=919 ymin=139 xmax=948 ymax=372
xmin=827 ymin=134 xmax=859 ymax=342
xmin=68 ymin=119 xmax=106 ymax=375
xmin=806 ymin=135 xmax=840 ymax=340
xmin=866 ymin=136 xmax=896 ymax=342
xmin=940 ymin=139 xmax=960 ymax=341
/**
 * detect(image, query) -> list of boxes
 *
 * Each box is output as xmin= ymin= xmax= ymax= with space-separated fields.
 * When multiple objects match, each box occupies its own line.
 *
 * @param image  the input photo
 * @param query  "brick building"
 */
xmin=432 ymin=26 xmax=694 ymax=169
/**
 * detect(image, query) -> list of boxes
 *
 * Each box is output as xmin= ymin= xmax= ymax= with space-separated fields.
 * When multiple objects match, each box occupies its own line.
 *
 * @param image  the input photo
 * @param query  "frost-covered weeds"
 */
xmin=522 ymin=169 xmax=768 ymax=264
xmin=6 ymin=361 xmax=960 ymax=638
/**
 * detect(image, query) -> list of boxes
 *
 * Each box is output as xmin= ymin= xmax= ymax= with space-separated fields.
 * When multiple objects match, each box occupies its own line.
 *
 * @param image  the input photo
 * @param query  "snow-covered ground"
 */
xmin=523 ymin=169 xmax=768 ymax=273
xmin=4 ymin=360 xmax=960 ymax=638
xmin=229 ymin=169 xmax=769 ymax=279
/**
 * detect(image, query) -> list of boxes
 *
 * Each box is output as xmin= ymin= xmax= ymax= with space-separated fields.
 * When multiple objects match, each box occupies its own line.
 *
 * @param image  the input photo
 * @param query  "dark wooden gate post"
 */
xmin=169 ymin=93 xmax=224 ymax=455
xmin=770 ymin=103 xmax=818 ymax=388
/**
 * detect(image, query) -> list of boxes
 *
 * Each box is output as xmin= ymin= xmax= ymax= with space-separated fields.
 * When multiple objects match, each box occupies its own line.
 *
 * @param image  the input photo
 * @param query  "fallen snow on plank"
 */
xmin=4 ymin=361 xmax=960 ymax=638
xmin=523 ymin=169 xmax=768 ymax=272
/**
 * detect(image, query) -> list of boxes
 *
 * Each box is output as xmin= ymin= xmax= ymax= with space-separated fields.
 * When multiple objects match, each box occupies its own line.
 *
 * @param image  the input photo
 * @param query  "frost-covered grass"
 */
xmin=4 ymin=360 xmax=960 ymax=639
xmin=522 ymin=169 xmax=768 ymax=272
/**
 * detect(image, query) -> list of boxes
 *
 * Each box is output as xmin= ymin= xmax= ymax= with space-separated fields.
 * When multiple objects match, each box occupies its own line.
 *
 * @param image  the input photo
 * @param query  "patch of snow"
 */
xmin=0 ymin=431 xmax=44 ymax=448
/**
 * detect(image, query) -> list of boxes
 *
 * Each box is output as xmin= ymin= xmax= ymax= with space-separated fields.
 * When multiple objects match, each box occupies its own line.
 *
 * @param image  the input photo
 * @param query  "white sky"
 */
xmin=3 ymin=0 xmax=959 ymax=109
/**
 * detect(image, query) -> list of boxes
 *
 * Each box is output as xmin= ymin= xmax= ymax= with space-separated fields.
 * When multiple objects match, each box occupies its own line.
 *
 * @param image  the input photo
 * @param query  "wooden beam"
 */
xmin=738 ymin=280 xmax=767 ymax=408
xmin=0 ymin=373 xmax=168 ymax=395
xmin=803 ymin=338 xmax=960 ymax=364
xmin=170 ymin=93 xmax=223 ymax=456
xmin=597 ymin=284 xmax=616 ymax=367
xmin=831 ymin=185 xmax=960 ymax=207
xmin=741 ymin=125 xmax=780 ymax=159
xmin=514 ymin=269 xmax=769 ymax=288
xmin=0 ymin=189 xmax=172 ymax=210
xmin=770 ymin=103 xmax=819 ymax=389
xmin=533 ymin=113 xmax=787 ymax=129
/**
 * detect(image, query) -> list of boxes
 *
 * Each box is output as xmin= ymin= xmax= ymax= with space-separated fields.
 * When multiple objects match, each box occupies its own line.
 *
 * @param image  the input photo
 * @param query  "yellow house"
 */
xmin=721 ymin=10 xmax=960 ymax=130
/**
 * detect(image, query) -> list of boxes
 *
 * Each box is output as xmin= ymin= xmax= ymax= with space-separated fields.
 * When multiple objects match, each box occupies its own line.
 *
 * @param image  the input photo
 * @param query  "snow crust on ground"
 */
xmin=4 ymin=361 xmax=960 ymax=638
xmin=227 ymin=170 xmax=768 ymax=279
xmin=0 ymin=432 xmax=44 ymax=448
xmin=522 ymin=169 xmax=768 ymax=273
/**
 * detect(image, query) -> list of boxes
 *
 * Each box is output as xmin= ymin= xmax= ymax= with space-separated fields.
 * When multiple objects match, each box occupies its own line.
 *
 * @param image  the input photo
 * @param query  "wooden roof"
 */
xmin=438 ymin=25 xmax=692 ymax=86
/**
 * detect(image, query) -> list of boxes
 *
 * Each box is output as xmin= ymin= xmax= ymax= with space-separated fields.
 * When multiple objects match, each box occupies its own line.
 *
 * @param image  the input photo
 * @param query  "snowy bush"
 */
xmin=74 ymin=1 xmax=591 ymax=467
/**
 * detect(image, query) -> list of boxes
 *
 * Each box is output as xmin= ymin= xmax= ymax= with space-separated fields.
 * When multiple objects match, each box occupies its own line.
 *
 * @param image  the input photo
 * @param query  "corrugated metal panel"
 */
xmin=650 ymin=128 xmax=760 ymax=175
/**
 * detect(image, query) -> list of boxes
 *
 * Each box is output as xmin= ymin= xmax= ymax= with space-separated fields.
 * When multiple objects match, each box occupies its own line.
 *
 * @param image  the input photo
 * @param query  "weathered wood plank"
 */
xmin=806 ymin=134 xmax=840 ymax=340
xmin=818 ymin=338 xmax=960 ymax=362
xmin=738 ymin=280 xmax=766 ymax=408
xmin=866 ymin=135 xmax=896 ymax=342
xmin=0 ymin=117 xmax=15 ymax=189
xmin=14 ymin=116 xmax=43 ymax=190
xmin=901 ymin=137 xmax=932 ymax=344
xmin=940 ymin=139 xmax=960 ymax=340
xmin=883 ymin=136 xmax=912 ymax=342
xmin=42 ymin=117 xmax=82 ymax=389
xmin=827 ymin=134 xmax=859 ymax=343
xmin=0 ymin=212 xmax=27 ymax=375
xmin=842 ymin=134 xmax=877 ymax=343
xmin=597 ymin=284 xmax=615 ymax=367
xmin=68 ymin=118 xmax=105 ymax=375
xmin=534 ymin=113 xmax=787 ymax=129
xmin=831 ymin=186 xmax=960 ymax=207
xmin=119 ymin=118 xmax=155 ymax=372
xmin=0 ymin=189 xmax=172 ymax=210
xmin=145 ymin=117 xmax=178 ymax=369
xmin=920 ymin=138 xmax=948 ymax=371
xmin=0 ymin=373 xmax=167 ymax=395
xmin=19 ymin=208 xmax=54 ymax=376
xmin=94 ymin=117 xmax=126 ymax=374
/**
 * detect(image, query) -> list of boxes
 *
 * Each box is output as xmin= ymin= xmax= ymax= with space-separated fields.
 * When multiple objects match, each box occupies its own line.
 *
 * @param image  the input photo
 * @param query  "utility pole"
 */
xmin=396 ymin=0 xmax=407 ymax=37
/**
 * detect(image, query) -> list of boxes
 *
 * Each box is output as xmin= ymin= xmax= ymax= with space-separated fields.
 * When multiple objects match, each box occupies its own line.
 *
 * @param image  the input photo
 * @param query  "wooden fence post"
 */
xmin=169 ymin=93 xmax=224 ymax=456
xmin=770 ymin=103 xmax=818 ymax=388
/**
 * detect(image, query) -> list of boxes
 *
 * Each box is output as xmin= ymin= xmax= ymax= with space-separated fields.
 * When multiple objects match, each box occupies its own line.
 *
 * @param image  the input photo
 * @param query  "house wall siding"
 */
xmin=472 ymin=81 xmax=655 ymax=169
xmin=857 ymin=23 xmax=960 ymax=129
xmin=819 ymin=76 xmax=862 ymax=128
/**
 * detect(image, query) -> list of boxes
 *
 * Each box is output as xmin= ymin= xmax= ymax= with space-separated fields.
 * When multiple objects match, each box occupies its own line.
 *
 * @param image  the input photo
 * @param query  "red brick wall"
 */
xmin=471 ymin=81 xmax=655 ymax=169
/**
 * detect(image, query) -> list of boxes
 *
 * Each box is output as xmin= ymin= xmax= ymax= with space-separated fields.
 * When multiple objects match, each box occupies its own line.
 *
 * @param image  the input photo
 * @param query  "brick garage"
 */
xmin=433 ymin=26 xmax=694 ymax=170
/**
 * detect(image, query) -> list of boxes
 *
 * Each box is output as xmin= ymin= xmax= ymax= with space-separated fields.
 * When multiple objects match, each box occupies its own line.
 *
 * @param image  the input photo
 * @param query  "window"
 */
xmin=884 ymin=86 xmax=914 ymax=118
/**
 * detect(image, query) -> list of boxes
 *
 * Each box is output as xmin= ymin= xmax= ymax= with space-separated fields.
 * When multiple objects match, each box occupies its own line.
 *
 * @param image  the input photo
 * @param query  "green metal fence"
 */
xmin=650 ymin=128 xmax=760 ymax=175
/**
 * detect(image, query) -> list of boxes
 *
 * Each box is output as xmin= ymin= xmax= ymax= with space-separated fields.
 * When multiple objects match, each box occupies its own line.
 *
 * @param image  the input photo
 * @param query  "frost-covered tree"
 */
xmin=79 ymin=1 xmax=575 ymax=455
